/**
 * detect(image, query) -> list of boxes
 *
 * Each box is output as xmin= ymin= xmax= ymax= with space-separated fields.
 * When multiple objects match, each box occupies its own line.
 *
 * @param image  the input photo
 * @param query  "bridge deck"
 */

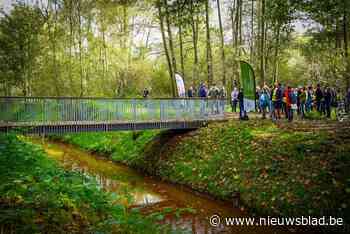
xmin=0 ymin=119 xmax=227 ymax=134
xmin=0 ymin=97 xmax=227 ymax=134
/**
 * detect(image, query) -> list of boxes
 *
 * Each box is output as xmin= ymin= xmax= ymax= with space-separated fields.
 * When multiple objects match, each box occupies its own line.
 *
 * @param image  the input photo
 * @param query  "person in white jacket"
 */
xmin=231 ymin=87 xmax=239 ymax=112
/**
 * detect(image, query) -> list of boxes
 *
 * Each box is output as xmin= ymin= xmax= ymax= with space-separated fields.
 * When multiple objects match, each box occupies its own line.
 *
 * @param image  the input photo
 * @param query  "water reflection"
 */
xmin=45 ymin=144 xmax=163 ymax=206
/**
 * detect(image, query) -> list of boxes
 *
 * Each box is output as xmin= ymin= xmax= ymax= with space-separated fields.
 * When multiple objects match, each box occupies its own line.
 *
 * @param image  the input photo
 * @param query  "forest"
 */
xmin=0 ymin=0 xmax=349 ymax=98
xmin=1 ymin=1 xmax=350 ymax=233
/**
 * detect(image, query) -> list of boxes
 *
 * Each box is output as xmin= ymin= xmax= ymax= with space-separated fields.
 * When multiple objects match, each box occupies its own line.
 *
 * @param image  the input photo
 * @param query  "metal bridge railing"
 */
xmin=0 ymin=97 xmax=226 ymax=126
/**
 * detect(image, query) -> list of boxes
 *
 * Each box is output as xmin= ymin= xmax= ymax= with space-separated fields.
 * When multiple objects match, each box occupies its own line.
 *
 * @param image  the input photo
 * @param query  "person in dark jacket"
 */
xmin=347 ymin=88 xmax=350 ymax=113
xmin=198 ymin=83 xmax=207 ymax=98
xmin=143 ymin=88 xmax=149 ymax=98
xmin=238 ymin=88 xmax=245 ymax=119
xmin=198 ymin=83 xmax=208 ymax=115
xmin=297 ymin=88 xmax=302 ymax=115
xmin=187 ymin=87 xmax=194 ymax=98
xmin=324 ymin=87 xmax=332 ymax=118
xmin=315 ymin=84 xmax=323 ymax=113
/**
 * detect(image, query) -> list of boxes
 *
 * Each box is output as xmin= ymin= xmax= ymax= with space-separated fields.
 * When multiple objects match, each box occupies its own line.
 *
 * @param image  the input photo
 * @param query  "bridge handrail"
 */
xmin=0 ymin=96 xmax=227 ymax=101
xmin=0 ymin=96 xmax=227 ymax=125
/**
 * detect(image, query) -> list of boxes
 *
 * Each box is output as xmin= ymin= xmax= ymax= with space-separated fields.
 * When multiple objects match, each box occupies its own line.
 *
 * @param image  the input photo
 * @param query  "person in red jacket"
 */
xmin=284 ymin=86 xmax=293 ymax=121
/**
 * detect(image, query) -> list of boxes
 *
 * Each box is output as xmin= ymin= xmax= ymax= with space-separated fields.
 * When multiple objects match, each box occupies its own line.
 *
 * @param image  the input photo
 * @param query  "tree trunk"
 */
xmin=164 ymin=0 xmax=177 ymax=96
xmin=178 ymin=3 xmax=185 ymax=78
xmin=344 ymin=0 xmax=349 ymax=90
xmin=101 ymin=12 xmax=107 ymax=82
xmin=205 ymin=0 xmax=213 ymax=87
xmin=235 ymin=0 xmax=240 ymax=55
xmin=231 ymin=1 xmax=236 ymax=49
xmin=164 ymin=0 xmax=177 ymax=72
xmin=250 ymin=0 xmax=254 ymax=63
xmin=260 ymin=0 xmax=265 ymax=86
xmin=217 ymin=0 xmax=226 ymax=86
xmin=273 ymin=25 xmax=280 ymax=83
xmin=239 ymin=0 xmax=242 ymax=56
xmin=157 ymin=1 xmax=176 ymax=96
xmin=77 ymin=0 xmax=84 ymax=97
xmin=190 ymin=0 xmax=199 ymax=87
xmin=48 ymin=0 xmax=60 ymax=96
xmin=230 ymin=0 xmax=237 ymax=88
xmin=69 ymin=0 xmax=73 ymax=90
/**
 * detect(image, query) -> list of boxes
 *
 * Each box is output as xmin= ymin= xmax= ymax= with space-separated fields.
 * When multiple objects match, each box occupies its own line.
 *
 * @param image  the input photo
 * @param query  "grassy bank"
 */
xmin=57 ymin=121 xmax=350 ymax=224
xmin=0 ymin=134 xmax=171 ymax=233
xmin=53 ymin=131 xmax=160 ymax=168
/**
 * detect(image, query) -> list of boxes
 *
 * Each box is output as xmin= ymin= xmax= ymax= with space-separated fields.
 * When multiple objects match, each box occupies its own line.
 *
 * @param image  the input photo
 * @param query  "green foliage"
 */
xmin=0 ymin=4 xmax=44 ymax=95
xmin=0 ymin=133 xmax=171 ymax=233
xmin=56 ymin=130 xmax=159 ymax=168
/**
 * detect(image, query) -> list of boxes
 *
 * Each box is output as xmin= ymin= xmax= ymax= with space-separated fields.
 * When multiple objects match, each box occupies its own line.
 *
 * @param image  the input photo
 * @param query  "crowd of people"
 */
xmin=142 ymin=82 xmax=350 ymax=122
xmin=250 ymin=83 xmax=349 ymax=122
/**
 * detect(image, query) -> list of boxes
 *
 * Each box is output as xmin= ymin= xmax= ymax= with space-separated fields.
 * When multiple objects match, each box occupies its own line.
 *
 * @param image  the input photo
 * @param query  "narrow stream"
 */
xmin=33 ymin=139 xmax=291 ymax=234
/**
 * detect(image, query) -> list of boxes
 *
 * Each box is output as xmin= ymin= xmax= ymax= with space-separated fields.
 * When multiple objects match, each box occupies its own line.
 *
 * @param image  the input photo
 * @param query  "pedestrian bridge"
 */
xmin=0 ymin=97 xmax=227 ymax=134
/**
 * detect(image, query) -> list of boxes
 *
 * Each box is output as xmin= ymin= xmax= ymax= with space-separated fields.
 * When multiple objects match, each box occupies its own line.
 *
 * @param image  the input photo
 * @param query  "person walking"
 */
xmin=231 ymin=87 xmax=239 ymax=112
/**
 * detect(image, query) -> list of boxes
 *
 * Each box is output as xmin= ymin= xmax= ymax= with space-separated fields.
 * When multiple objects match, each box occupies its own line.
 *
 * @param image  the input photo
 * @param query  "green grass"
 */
xmin=0 ymin=133 xmax=173 ymax=233
xmin=304 ymin=109 xmax=337 ymax=120
xmin=54 ymin=131 xmax=160 ymax=168
xmin=54 ymin=122 xmax=350 ymax=225
xmin=142 ymin=121 xmax=350 ymax=221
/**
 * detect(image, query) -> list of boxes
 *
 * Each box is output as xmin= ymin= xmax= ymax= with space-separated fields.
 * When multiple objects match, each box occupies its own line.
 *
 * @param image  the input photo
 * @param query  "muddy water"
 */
xmin=34 ymin=139 xmax=290 ymax=234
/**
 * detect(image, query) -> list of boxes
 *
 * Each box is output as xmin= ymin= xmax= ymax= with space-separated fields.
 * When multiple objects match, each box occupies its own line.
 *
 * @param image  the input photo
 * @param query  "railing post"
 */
xmin=132 ymin=99 xmax=137 ymax=122
xmin=160 ymin=100 xmax=164 ymax=121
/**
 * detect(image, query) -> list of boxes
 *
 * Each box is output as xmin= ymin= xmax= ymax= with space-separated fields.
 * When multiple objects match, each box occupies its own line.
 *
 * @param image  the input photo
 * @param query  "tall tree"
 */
xmin=217 ymin=0 xmax=226 ymax=86
xmin=205 ymin=0 xmax=213 ymax=86
xmin=343 ymin=0 xmax=349 ymax=90
xmin=77 ymin=0 xmax=84 ymax=96
xmin=177 ymin=0 xmax=185 ymax=79
xmin=260 ymin=0 xmax=266 ymax=86
xmin=164 ymin=0 xmax=177 ymax=96
xmin=157 ymin=0 xmax=175 ymax=96
xmin=190 ymin=0 xmax=199 ymax=86
xmin=250 ymin=0 xmax=255 ymax=63
xmin=0 ymin=4 xmax=43 ymax=96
